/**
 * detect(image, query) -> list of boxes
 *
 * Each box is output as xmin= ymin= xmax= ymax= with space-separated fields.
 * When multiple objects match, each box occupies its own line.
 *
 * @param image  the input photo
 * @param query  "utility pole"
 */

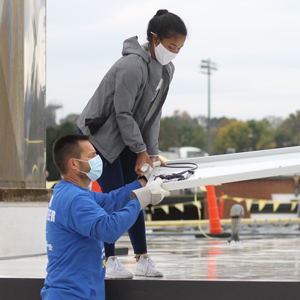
xmin=201 ymin=59 xmax=217 ymax=155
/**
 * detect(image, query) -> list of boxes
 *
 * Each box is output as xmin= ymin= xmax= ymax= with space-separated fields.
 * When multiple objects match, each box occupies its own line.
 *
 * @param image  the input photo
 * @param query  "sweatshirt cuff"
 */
xmin=130 ymin=187 xmax=151 ymax=210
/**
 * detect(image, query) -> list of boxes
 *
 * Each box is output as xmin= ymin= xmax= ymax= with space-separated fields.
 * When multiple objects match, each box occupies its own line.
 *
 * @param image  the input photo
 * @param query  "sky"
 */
xmin=47 ymin=0 xmax=300 ymax=123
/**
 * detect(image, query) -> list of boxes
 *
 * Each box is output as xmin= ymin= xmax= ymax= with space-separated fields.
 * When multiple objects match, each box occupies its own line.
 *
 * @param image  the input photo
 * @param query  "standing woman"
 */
xmin=77 ymin=9 xmax=187 ymax=278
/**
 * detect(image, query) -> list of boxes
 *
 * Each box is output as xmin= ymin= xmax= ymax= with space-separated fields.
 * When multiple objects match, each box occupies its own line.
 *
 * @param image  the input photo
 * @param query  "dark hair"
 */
xmin=53 ymin=134 xmax=90 ymax=175
xmin=147 ymin=9 xmax=187 ymax=44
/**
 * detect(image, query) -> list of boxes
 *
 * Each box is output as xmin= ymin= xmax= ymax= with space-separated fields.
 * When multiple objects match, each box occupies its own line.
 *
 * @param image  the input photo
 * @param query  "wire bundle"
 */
xmin=154 ymin=162 xmax=198 ymax=182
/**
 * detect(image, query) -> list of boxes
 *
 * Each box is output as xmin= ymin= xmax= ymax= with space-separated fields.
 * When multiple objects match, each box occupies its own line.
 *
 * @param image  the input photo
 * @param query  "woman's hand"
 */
xmin=135 ymin=151 xmax=153 ymax=176
xmin=150 ymin=156 xmax=166 ymax=166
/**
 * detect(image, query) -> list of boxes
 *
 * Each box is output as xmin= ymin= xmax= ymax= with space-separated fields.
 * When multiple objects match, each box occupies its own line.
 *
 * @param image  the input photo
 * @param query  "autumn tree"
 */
xmin=213 ymin=120 xmax=251 ymax=154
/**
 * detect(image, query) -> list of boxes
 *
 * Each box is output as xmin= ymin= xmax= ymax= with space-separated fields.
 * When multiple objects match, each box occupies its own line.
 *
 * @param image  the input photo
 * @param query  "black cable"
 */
xmin=154 ymin=162 xmax=198 ymax=182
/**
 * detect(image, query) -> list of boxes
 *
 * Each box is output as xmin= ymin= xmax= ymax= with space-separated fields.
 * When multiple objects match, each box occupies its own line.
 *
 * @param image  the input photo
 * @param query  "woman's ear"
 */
xmin=152 ymin=33 xmax=160 ymax=46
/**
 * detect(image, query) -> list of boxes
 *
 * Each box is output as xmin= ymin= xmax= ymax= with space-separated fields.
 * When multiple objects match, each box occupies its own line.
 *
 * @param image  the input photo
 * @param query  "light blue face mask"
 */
xmin=75 ymin=155 xmax=103 ymax=182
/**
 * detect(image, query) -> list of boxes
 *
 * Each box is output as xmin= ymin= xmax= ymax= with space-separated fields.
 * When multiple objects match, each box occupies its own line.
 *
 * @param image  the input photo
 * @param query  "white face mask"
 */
xmin=154 ymin=42 xmax=177 ymax=65
xmin=75 ymin=155 xmax=103 ymax=182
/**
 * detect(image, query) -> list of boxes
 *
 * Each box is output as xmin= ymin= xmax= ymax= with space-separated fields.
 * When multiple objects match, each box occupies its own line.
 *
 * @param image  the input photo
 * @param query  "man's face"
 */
xmin=76 ymin=140 xmax=97 ymax=174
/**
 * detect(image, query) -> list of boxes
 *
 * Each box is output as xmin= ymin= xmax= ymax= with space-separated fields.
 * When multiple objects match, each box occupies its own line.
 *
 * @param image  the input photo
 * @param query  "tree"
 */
xmin=213 ymin=119 xmax=277 ymax=155
xmin=46 ymin=118 xmax=79 ymax=181
xmin=274 ymin=126 xmax=293 ymax=148
xmin=159 ymin=112 xmax=207 ymax=151
xmin=178 ymin=123 xmax=207 ymax=149
xmin=159 ymin=117 xmax=181 ymax=150
xmin=275 ymin=111 xmax=300 ymax=147
xmin=247 ymin=119 xmax=276 ymax=150
xmin=263 ymin=116 xmax=283 ymax=130
xmin=213 ymin=120 xmax=252 ymax=154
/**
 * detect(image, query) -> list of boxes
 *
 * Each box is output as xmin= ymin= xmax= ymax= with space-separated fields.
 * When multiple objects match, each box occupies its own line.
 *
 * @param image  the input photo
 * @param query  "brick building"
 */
xmin=214 ymin=176 xmax=298 ymax=200
xmin=151 ymin=175 xmax=300 ymax=220
xmin=209 ymin=175 xmax=299 ymax=219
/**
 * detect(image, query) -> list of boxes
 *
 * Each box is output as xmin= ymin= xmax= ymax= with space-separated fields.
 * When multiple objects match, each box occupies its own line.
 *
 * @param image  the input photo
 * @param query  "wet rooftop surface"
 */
xmin=1 ymin=225 xmax=300 ymax=282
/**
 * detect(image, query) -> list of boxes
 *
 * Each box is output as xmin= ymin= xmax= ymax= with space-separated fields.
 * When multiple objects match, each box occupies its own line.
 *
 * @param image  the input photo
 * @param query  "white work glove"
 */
xmin=131 ymin=178 xmax=170 ymax=210
xmin=140 ymin=161 xmax=161 ymax=181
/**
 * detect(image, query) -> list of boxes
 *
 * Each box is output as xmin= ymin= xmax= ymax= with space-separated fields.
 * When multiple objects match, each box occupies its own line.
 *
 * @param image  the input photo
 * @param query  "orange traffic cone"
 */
xmin=206 ymin=185 xmax=222 ymax=234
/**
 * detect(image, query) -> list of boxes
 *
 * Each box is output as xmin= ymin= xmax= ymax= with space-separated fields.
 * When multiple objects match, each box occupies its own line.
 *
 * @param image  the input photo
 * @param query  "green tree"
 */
xmin=159 ymin=117 xmax=181 ymax=150
xmin=247 ymin=119 xmax=276 ymax=150
xmin=275 ymin=110 xmax=300 ymax=147
xmin=159 ymin=111 xmax=207 ymax=151
xmin=274 ymin=126 xmax=293 ymax=148
xmin=213 ymin=120 xmax=252 ymax=154
xmin=46 ymin=118 xmax=79 ymax=181
xmin=178 ymin=123 xmax=206 ymax=149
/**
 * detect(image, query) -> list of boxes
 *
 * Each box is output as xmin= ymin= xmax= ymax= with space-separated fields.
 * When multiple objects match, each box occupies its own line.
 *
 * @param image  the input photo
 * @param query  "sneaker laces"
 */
xmin=143 ymin=256 xmax=156 ymax=273
xmin=109 ymin=258 xmax=123 ymax=272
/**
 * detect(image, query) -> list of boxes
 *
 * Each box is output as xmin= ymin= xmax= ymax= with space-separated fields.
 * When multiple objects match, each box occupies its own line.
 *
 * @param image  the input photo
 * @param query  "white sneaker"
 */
xmin=105 ymin=256 xmax=133 ymax=279
xmin=134 ymin=254 xmax=163 ymax=277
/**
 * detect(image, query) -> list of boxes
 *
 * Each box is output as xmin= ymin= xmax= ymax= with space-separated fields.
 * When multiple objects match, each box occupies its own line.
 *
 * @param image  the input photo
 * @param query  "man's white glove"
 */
xmin=131 ymin=178 xmax=170 ymax=210
xmin=140 ymin=161 xmax=161 ymax=181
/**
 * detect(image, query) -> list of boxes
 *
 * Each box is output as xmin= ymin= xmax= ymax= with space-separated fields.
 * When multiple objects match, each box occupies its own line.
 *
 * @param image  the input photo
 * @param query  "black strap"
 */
xmin=85 ymin=117 xmax=109 ymax=135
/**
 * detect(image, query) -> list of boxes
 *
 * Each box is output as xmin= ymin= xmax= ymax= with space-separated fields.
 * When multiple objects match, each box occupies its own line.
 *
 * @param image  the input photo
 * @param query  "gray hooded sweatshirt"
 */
xmin=77 ymin=36 xmax=175 ymax=164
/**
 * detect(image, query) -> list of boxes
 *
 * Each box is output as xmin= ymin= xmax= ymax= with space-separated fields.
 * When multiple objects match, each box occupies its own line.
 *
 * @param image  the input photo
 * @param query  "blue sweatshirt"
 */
xmin=41 ymin=180 xmax=141 ymax=300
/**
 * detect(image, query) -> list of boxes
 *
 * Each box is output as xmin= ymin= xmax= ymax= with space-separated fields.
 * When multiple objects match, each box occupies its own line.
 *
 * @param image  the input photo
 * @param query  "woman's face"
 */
xmin=159 ymin=34 xmax=186 ymax=54
xmin=151 ymin=33 xmax=186 ymax=60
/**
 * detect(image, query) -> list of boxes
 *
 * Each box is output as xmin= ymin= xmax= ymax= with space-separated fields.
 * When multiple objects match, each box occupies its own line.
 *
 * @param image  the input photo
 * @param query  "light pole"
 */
xmin=201 ymin=59 xmax=217 ymax=155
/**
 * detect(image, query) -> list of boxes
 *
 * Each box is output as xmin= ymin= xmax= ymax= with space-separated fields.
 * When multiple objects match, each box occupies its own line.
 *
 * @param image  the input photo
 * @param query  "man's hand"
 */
xmin=131 ymin=178 xmax=170 ymax=209
xmin=147 ymin=178 xmax=171 ymax=205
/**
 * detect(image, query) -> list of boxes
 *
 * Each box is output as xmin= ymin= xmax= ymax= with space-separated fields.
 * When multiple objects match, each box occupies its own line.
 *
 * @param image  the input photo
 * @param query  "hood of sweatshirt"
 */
xmin=121 ymin=36 xmax=174 ymax=85
xmin=122 ymin=36 xmax=151 ymax=64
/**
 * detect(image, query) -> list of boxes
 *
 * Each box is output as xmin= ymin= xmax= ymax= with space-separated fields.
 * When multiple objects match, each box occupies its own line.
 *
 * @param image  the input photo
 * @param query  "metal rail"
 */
xmin=145 ymin=218 xmax=300 ymax=227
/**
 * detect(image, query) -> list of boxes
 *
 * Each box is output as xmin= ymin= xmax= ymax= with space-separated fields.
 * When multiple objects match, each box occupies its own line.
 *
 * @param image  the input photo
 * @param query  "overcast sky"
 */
xmin=47 ymin=0 xmax=300 ymax=123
